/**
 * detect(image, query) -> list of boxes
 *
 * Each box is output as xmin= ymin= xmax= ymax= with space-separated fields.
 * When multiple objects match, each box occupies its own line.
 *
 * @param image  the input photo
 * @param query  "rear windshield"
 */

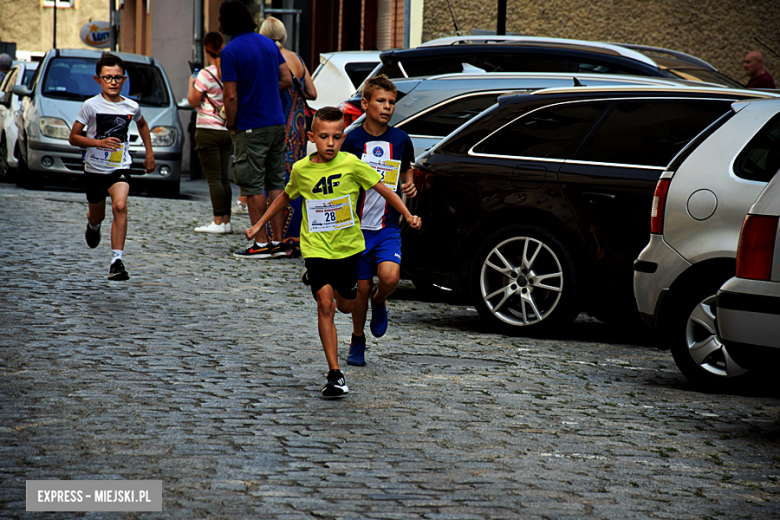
xmin=42 ymin=57 xmax=170 ymax=107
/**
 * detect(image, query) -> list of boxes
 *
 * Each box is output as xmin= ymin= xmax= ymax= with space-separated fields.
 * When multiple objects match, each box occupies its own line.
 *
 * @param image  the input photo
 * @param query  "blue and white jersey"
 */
xmin=341 ymin=125 xmax=414 ymax=230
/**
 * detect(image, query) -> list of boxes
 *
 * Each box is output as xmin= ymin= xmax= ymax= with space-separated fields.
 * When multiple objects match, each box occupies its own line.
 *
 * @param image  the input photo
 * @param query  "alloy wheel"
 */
xmin=479 ymin=236 xmax=563 ymax=326
xmin=685 ymin=295 xmax=747 ymax=378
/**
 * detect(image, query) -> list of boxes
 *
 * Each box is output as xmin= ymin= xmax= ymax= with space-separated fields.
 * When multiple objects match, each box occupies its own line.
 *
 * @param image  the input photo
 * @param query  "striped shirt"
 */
xmin=194 ymin=65 xmax=226 ymax=130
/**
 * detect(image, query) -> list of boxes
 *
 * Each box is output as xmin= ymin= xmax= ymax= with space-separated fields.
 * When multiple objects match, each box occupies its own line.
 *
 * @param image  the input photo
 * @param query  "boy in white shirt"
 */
xmin=68 ymin=53 xmax=156 ymax=280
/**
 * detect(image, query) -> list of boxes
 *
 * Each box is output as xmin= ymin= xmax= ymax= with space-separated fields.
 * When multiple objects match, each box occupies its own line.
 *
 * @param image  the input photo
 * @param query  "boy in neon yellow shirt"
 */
xmin=245 ymin=107 xmax=421 ymax=397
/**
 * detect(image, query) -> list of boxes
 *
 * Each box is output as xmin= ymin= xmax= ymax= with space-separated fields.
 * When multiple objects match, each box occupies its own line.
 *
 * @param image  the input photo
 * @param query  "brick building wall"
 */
xmin=422 ymin=0 xmax=780 ymax=84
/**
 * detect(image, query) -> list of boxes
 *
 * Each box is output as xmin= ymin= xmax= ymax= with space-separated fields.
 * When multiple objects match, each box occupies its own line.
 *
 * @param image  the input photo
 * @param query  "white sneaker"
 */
xmin=231 ymin=201 xmax=248 ymax=215
xmin=224 ymin=223 xmax=234 ymax=234
xmin=195 ymin=222 xmax=227 ymax=234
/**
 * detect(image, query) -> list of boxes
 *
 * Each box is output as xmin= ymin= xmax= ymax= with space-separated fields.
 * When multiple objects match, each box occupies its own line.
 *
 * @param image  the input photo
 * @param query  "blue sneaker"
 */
xmin=369 ymin=287 xmax=389 ymax=338
xmin=347 ymin=335 xmax=367 ymax=366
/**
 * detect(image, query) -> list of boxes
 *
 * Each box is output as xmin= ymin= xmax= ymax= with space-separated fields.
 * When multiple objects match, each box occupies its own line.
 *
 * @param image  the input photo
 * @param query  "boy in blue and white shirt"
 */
xmin=340 ymin=76 xmax=417 ymax=366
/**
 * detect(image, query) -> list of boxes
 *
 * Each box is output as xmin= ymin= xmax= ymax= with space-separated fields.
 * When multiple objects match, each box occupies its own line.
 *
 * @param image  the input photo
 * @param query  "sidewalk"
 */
xmin=1 ymin=180 xmax=779 ymax=519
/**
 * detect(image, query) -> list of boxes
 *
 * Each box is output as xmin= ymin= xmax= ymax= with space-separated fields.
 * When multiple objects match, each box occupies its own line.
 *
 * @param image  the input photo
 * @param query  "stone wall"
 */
xmin=422 ymin=0 xmax=780 ymax=85
xmin=0 ymin=0 xmax=109 ymax=57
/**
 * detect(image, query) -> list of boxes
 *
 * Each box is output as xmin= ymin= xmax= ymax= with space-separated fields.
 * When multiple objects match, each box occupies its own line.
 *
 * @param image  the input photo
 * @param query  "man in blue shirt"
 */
xmin=220 ymin=0 xmax=292 ymax=259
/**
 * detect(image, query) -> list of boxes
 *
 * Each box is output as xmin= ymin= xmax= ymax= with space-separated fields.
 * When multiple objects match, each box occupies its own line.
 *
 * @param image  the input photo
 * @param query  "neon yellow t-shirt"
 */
xmin=286 ymin=151 xmax=382 ymax=259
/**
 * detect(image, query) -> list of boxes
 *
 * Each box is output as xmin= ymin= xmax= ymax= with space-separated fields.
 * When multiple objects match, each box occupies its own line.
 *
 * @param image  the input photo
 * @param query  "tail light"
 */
xmin=650 ymin=179 xmax=671 ymax=234
xmin=338 ymin=102 xmax=364 ymax=127
xmin=736 ymin=214 xmax=779 ymax=280
xmin=412 ymin=166 xmax=434 ymax=195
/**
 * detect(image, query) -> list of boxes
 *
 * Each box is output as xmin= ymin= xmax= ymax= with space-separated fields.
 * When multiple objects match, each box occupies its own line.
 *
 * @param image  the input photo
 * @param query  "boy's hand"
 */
xmin=401 ymin=180 xmax=417 ymax=198
xmin=245 ymin=225 xmax=258 ymax=241
xmin=406 ymin=214 xmax=422 ymax=230
xmin=97 ymin=137 xmax=122 ymax=151
xmin=144 ymin=154 xmax=156 ymax=173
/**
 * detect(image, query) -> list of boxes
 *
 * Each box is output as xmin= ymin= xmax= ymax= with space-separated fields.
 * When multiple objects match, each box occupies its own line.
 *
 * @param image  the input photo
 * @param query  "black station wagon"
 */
xmin=401 ymin=85 xmax=773 ymax=335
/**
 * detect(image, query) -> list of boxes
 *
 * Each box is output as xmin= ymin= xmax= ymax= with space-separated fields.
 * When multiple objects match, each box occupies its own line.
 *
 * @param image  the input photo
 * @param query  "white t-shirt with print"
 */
xmin=75 ymin=94 xmax=142 ymax=174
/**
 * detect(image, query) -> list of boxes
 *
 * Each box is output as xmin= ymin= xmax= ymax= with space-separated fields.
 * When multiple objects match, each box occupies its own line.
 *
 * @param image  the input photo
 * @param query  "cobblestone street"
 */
xmin=1 ymin=179 xmax=780 ymax=519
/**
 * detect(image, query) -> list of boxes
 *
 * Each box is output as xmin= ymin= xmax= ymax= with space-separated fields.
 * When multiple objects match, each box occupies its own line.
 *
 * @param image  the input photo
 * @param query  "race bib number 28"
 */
xmin=306 ymin=195 xmax=354 ymax=233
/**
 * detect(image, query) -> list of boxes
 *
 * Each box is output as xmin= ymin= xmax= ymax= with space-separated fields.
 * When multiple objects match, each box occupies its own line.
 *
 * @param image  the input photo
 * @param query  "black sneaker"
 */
xmin=321 ymin=369 xmax=349 ymax=398
xmin=108 ymin=259 xmax=129 ymax=281
xmin=85 ymin=223 xmax=101 ymax=249
xmin=300 ymin=267 xmax=311 ymax=286
xmin=233 ymin=243 xmax=272 ymax=259
xmin=270 ymin=242 xmax=287 ymax=259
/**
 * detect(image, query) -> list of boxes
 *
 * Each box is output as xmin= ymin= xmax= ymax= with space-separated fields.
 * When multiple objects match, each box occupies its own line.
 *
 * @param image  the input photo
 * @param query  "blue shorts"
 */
xmin=358 ymin=226 xmax=402 ymax=280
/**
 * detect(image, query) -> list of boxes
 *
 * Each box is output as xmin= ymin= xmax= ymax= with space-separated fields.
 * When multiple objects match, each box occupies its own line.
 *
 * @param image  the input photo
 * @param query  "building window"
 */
xmin=43 ymin=0 xmax=76 ymax=8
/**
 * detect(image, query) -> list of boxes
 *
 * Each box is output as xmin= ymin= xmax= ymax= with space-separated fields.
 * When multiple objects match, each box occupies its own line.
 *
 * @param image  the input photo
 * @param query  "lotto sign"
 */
xmin=306 ymin=195 xmax=354 ymax=233
xmin=80 ymin=22 xmax=112 ymax=48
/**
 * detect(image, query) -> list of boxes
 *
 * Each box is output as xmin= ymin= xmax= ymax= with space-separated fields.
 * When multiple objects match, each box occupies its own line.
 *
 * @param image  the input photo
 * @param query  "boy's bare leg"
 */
xmin=316 ymin=285 xmax=341 ymax=370
xmin=372 ymin=261 xmax=401 ymax=304
xmin=267 ymin=189 xmax=285 ymax=242
xmin=87 ymin=200 xmax=106 ymax=227
xmin=352 ymin=279 xmax=373 ymax=336
xmin=107 ymin=182 xmax=130 ymax=250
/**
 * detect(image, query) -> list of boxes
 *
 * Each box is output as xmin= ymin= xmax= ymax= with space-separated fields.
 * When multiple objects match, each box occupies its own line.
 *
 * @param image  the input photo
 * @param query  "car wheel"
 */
xmin=0 ymin=135 xmax=12 ymax=183
xmin=147 ymin=181 xmax=180 ymax=198
xmin=470 ymin=225 xmax=579 ymax=335
xmin=15 ymin=150 xmax=42 ymax=190
xmin=666 ymin=279 xmax=749 ymax=390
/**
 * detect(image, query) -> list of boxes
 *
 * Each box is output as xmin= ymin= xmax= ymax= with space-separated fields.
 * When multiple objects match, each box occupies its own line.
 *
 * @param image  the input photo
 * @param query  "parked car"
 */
xmin=345 ymin=72 xmax=698 ymax=156
xmin=717 ymin=172 xmax=780 ymax=371
xmin=13 ymin=48 xmax=184 ymax=196
xmin=401 ymin=85 xmax=774 ymax=335
xmin=346 ymin=36 xmax=742 ymax=125
xmin=310 ymin=50 xmax=380 ymax=110
xmin=0 ymin=61 xmax=38 ymax=182
xmin=633 ymin=97 xmax=780 ymax=389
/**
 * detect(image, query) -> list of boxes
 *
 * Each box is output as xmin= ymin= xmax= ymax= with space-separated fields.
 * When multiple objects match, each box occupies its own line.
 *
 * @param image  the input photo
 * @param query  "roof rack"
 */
xmin=617 ymin=44 xmax=718 ymax=71
xmin=417 ymin=35 xmax=658 ymax=68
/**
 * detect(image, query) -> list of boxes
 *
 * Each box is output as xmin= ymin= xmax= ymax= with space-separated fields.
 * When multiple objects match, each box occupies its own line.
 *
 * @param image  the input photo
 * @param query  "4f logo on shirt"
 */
xmin=312 ymin=174 xmax=342 ymax=195
xmin=372 ymin=146 xmax=384 ymax=157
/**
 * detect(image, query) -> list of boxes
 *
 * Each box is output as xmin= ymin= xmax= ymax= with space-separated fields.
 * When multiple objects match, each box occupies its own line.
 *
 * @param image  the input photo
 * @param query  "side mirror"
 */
xmin=177 ymin=97 xmax=193 ymax=110
xmin=13 ymin=85 xmax=32 ymax=97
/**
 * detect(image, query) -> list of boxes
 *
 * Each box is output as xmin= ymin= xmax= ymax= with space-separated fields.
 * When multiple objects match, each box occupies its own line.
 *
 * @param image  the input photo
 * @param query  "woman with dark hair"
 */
xmin=188 ymin=31 xmax=233 ymax=234
xmin=260 ymin=16 xmax=318 ymax=257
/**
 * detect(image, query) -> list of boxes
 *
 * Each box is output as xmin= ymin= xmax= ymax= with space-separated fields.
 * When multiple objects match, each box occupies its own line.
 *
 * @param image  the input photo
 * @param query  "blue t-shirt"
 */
xmin=341 ymin=125 xmax=414 ymax=230
xmin=221 ymin=32 xmax=286 ymax=130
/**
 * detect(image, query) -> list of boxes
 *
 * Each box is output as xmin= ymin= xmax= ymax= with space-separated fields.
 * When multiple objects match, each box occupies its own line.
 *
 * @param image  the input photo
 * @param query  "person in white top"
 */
xmin=188 ymin=32 xmax=234 ymax=234
xmin=68 ymin=52 xmax=156 ymax=281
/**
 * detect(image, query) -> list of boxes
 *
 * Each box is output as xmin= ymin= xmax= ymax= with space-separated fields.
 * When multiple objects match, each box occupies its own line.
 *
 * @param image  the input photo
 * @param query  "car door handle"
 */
xmin=582 ymin=192 xmax=616 ymax=204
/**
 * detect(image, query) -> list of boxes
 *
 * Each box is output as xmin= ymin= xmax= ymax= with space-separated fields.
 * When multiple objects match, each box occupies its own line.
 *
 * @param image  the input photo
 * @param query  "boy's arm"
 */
xmin=245 ymin=192 xmax=292 ymax=241
xmin=136 ymin=116 xmax=156 ymax=173
xmin=371 ymin=181 xmax=421 ymax=229
xmin=68 ymin=121 xmax=121 ymax=151
xmin=399 ymin=166 xmax=417 ymax=198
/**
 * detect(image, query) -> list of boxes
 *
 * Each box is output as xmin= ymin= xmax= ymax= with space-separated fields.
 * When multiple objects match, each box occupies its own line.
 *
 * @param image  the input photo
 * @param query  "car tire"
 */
xmin=0 ymin=135 xmax=13 ymax=183
xmin=665 ymin=276 xmax=750 ymax=390
xmin=470 ymin=224 xmax=580 ymax=336
xmin=147 ymin=181 xmax=180 ymax=199
xmin=15 ymin=150 xmax=42 ymax=190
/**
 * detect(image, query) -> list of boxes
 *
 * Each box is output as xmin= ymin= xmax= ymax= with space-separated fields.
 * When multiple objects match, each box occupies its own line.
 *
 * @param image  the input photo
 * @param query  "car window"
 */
xmin=576 ymin=60 xmax=638 ymax=75
xmin=42 ymin=57 xmax=170 ymax=106
xmin=23 ymin=67 xmax=37 ymax=88
xmin=383 ymin=58 xmax=464 ymax=79
xmin=343 ymin=62 xmax=379 ymax=89
xmin=734 ymin=113 xmax=780 ymax=183
xmin=398 ymin=93 xmax=502 ymax=137
xmin=473 ymin=102 xmax=609 ymax=159
xmin=574 ymin=99 xmax=732 ymax=167
xmin=0 ymin=68 xmax=16 ymax=97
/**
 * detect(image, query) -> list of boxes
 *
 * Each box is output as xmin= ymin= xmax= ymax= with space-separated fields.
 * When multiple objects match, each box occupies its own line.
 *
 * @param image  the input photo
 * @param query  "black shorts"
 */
xmin=84 ymin=169 xmax=131 ymax=204
xmin=305 ymin=253 xmax=361 ymax=301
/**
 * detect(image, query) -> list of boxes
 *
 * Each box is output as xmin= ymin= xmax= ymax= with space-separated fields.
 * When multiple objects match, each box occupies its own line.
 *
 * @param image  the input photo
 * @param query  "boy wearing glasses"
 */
xmin=69 ymin=52 xmax=156 ymax=281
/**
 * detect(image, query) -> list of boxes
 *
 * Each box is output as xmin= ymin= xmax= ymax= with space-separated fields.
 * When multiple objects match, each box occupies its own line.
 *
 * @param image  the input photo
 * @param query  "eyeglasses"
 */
xmin=98 ymin=75 xmax=126 ymax=83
